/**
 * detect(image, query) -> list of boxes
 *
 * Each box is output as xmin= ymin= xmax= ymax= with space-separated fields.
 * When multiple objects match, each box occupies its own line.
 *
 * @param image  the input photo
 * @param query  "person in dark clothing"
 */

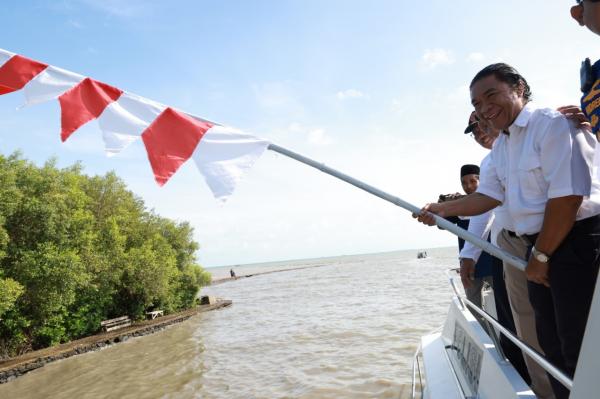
xmin=441 ymin=164 xmax=493 ymax=310
xmin=568 ymin=2 xmax=600 ymax=141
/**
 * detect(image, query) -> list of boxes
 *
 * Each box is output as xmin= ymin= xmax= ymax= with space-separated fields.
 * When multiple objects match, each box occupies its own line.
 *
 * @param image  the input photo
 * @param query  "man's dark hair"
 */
xmin=470 ymin=63 xmax=532 ymax=101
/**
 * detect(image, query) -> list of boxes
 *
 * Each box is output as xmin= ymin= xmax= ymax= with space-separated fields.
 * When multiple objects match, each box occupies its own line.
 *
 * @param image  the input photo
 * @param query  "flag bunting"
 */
xmin=0 ymin=48 xmax=270 ymax=201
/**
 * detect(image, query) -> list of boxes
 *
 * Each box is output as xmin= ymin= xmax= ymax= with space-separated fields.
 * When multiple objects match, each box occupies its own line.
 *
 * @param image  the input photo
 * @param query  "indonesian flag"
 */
xmin=0 ymin=48 xmax=270 ymax=201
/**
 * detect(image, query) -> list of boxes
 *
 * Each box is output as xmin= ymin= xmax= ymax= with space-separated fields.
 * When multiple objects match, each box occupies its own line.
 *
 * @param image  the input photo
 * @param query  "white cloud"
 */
xmin=68 ymin=19 xmax=83 ymax=29
xmin=445 ymin=84 xmax=470 ymax=105
xmin=308 ymin=128 xmax=333 ymax=146
xmin=391 ymin=98 xmax=404 ymax=113
xmin=336 ymin=89 xmax=366 ymax=100
xmin=253 ymin=82 xmax=299 ymax=109
xmin=288 ymin=122 xmax=303 ymax=133
xmin=421 ymin=48 xmax=455 ymax=69
xmin=287 ymin=123 xmax=333 ymax=146
xmin=466 ymin=52 xmax=485 ymax=63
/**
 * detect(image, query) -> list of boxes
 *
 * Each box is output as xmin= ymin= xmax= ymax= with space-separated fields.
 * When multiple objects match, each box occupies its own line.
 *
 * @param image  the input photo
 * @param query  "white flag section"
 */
xmin=22 ymin=65 xmax=84 ymax=107
xmin=0 ymin=49 xmax=14 ymax=65
xmin=97 ymin=92 xmax=166 ymax=155
xmin=0 ymin=47 xmax=271 ymax=201
xmin=193 ymin=125 xmax=270 ymax=201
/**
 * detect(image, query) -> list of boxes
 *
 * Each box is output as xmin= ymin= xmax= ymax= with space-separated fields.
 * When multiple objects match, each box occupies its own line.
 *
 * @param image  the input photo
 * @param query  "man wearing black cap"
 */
xmin=461 ymin=111 xmax=531 ymax=385
xmin=444 ymin=163 xmax=493 ymax=308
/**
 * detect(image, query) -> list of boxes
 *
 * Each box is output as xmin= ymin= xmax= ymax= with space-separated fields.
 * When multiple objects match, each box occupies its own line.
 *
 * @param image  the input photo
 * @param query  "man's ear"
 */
xmin=571 ymin=5 xmax=585 ymax=26
xmin=516 ymin=82 xmax=525 ymax=99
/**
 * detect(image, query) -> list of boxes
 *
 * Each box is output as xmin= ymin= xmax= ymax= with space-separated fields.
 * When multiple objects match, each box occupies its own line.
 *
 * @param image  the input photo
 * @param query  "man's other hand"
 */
xmin=459 ymin=258 xmax=476 ymax=289
xmin=526 ymin=257 xmax=550 ymax=288
xmin=557 ymin=105 xmax=592 ymax=134
xmin=412 ymin=202 xmax=446 ymax=226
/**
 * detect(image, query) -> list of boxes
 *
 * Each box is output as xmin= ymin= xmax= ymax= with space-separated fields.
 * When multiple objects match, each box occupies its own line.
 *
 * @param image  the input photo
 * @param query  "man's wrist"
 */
xmin=531 ymin=246 xmax=551 ymax=263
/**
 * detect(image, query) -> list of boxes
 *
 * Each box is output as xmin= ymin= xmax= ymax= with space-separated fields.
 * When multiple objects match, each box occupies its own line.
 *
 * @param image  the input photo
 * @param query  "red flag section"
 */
xmin=142 ymin=108 xmax=213 ymax=186
xmin=59 ymin=77 xmax=122 ymax=142
xmin=0 ymin=55 xmax=47 ymax=95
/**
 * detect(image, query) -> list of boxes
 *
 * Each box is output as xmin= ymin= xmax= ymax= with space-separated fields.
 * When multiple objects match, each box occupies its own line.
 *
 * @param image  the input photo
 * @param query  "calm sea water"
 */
xmin=0 ymin=247 xmax=457 ymax=399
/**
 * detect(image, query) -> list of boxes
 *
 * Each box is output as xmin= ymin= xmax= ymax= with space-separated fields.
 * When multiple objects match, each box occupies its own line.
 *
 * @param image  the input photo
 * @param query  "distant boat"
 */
xmin=417 ymin=251 xmax=428 ymax=259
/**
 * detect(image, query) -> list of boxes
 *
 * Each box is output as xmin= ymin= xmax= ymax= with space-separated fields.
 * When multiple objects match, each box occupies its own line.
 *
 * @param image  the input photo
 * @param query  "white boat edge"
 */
xmin=413 ymin=268 xmax=600 ymax=399
xmin=416 ymin=295 xmax=535 ymax=398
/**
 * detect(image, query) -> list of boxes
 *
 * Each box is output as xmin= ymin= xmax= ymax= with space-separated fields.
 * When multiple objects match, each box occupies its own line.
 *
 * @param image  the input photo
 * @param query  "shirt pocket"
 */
xmin=517 ymin=154 xmax=547 ymax=201
xmin=495 ymin=158 xmax=507 ymax=189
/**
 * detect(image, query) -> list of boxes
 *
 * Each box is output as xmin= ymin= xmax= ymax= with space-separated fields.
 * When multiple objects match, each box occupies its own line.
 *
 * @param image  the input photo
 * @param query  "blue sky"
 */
xmin=0 ymin=1 xmax=597 ymax=267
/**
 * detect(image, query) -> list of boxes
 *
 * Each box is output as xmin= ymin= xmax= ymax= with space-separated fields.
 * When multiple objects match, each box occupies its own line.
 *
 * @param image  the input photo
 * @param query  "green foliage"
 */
xmin=0 ymin=278 xmax=23 ymax=319
xmin=0 ymin=153 xmax=211 ymax=357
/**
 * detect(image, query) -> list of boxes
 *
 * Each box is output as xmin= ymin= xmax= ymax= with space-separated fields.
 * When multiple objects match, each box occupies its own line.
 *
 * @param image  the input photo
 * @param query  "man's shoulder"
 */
xmin=480 ymin=152 xmax=494 ymax=172
xmin=528 ymin=106 xmax=571 ymax=134
xmin=530 ymin=106 xmax=564 ymax=122
xmin=480 ymin=152 xmax=491 ymax=167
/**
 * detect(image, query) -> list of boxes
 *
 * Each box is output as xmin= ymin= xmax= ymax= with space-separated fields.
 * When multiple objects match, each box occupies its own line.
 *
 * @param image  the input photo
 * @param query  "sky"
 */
xmin=0 ymin=1 xmax=598 ymax=268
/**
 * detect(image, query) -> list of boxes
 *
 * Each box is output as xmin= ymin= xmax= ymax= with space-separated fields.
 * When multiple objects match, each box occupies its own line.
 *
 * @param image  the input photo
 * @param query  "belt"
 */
xmin=504 ymin=214 xmax=600 ymax=246
xmin=505 ymin=229 xmax=537 ymax=246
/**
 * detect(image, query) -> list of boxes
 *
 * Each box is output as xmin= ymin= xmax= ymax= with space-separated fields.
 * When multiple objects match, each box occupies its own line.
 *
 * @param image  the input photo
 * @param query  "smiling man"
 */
xmin=416 ymin=63 xmax=600 ymax=399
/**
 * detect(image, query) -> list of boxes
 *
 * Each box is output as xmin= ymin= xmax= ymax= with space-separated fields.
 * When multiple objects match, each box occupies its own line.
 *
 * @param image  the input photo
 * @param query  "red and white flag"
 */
xmin=0 ymin=48 xmax=270 ymax=201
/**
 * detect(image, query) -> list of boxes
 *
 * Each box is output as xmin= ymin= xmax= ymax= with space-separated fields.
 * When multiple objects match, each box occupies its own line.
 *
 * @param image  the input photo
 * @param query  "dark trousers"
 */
xmin=527 ymin=214 xmax=600 ymax=399
xmin=490 ymin=256 xmax=530 ymax=384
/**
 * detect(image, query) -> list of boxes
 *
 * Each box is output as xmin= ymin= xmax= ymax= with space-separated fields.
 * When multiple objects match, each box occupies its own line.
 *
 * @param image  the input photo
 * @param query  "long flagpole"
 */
xmin=267 ymin=143 xmax=527 ymax=272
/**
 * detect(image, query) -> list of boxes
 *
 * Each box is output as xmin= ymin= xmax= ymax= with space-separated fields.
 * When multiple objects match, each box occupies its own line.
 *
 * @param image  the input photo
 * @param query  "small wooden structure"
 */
xmin=200 ymin=295 xmax=217 ymax=305
xmin=145 ymin=310 xmax=164 ymax=320
xmin=100 ymin=316 xmax=132 ymax=332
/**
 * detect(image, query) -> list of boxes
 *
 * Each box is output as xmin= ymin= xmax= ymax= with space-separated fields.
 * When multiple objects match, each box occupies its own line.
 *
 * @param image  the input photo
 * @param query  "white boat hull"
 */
xmin=417 ymin=297 xmax=535 ymax=399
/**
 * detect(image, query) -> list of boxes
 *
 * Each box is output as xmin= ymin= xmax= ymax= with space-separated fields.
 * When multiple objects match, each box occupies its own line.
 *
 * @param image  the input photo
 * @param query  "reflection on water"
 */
xmin=0 ymin=247 xmax=455 ymax=399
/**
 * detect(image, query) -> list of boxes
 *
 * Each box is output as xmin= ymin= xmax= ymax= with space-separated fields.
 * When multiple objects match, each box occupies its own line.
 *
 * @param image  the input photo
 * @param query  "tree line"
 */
xmin=0 ymin=153 xmax=211 ymax=358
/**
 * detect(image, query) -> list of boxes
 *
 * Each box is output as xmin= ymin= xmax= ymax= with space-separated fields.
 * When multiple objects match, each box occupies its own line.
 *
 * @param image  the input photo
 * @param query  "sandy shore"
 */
xmin=0 ymin=299 xmax=232 ymax=384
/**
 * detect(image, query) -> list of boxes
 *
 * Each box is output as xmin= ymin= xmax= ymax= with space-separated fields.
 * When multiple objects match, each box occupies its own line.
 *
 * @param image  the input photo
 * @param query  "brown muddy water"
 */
xmin=0 ymin=247 xmax=456 ymax=399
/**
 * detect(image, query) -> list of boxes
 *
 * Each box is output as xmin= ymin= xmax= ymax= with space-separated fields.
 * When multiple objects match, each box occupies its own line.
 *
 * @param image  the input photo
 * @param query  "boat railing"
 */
xmin=410 ymin=269 xmax=573 ymax=398
xmin=411 ymin=344 xmax=423 ymax=399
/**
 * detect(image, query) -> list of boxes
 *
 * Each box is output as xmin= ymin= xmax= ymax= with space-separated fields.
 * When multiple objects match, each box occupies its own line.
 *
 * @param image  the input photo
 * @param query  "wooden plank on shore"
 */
xmin=100 ymin=316 xmax=130 ymax=326
xmin=105 ymin=320 xmax=132 ymax=332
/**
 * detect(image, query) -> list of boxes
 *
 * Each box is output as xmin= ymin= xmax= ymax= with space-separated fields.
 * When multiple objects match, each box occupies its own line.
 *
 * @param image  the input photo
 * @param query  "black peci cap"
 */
xmin=464 ymin=120 xmax=478 ymax=134
xmin=460 ymin=164 xmax=480 ymax=177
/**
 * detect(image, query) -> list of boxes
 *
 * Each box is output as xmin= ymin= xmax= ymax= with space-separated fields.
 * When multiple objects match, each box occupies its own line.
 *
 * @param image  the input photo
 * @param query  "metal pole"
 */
xmin=267 ymin=143 xmax=527 ymax=271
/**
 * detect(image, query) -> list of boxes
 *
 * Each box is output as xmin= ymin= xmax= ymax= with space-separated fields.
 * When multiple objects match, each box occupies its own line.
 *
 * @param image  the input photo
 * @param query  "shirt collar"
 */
xmin=507 ymin=102 xmax=535 ymax=135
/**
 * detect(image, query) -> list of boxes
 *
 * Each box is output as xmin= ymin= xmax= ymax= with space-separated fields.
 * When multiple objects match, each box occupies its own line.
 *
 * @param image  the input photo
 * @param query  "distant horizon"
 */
xmin=204 ymin=245 xmax=455 ymax=269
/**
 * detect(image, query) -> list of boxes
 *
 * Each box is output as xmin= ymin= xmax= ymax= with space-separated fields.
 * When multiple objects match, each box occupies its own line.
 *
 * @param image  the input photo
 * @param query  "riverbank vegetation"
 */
xmin=0 ymin=153 xmax=211 ymax=359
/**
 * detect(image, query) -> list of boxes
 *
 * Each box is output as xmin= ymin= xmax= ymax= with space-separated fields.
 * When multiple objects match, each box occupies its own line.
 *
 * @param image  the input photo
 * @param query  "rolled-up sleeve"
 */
xmin=477 ymin=151 xmax=504 ymax=203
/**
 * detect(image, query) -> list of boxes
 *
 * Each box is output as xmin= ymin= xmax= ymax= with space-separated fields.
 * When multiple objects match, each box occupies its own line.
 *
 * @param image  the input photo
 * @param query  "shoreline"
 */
xmin=0 ymin=299 xmax=232 ymax=384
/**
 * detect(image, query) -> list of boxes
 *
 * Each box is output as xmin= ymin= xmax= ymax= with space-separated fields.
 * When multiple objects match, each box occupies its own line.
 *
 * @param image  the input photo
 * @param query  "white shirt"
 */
xmin=460 ymin=154 xmax=513 ymax=261
xmin=477 ymin=103 xmax=600 ymax=236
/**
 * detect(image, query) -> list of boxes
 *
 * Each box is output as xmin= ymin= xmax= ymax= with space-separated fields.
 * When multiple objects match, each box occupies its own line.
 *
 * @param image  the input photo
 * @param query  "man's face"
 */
xmin=470 ymin=74 xmax=526 ymax=131
xmin=468 ymin=112 xmax=499 ymax=150
xmin=461 ymin=173 xmax=479 ymax=195
xmin=571 ymin=1 xmax=600 ymax=37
